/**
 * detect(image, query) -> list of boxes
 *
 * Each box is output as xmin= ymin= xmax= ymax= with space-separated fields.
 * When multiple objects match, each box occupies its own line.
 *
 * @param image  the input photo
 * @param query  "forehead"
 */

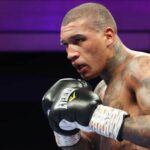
xmin=60 ymin=19 xmax=95 ymax=40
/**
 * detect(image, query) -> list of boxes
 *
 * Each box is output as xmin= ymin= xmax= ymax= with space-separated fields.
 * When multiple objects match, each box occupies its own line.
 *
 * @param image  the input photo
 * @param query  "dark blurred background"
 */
xmin=0 ymin=0 xmax=150 ymax=149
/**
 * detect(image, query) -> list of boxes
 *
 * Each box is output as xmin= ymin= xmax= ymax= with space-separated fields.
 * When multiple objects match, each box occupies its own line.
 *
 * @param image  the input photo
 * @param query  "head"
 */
xmin=60 ymin=2 xmax=118 ymax=80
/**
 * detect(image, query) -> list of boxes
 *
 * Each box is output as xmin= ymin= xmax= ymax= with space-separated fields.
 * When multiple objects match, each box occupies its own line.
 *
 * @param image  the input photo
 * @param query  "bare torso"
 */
xmin=95 ymin=52 xmax=150 ymax=150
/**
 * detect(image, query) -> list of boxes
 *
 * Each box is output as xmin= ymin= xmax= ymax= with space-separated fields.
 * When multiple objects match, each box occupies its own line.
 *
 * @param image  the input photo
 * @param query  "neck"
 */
xmin=100 ymin=39 xmax=130 ymax=84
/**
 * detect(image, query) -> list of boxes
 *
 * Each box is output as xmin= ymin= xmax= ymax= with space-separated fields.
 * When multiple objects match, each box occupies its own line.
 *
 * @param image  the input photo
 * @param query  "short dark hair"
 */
xmin=61 ymin=2 xmax=117 ymax=32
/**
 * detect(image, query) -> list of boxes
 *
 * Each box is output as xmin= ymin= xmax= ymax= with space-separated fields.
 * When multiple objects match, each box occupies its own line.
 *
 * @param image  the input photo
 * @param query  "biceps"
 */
xmin=136 ymin=85 xmax=150 ymax=114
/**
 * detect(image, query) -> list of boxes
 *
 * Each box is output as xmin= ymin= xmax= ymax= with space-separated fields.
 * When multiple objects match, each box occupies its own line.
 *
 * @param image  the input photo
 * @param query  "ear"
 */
xmin=104 ymin=27 xmax=115 ymax=47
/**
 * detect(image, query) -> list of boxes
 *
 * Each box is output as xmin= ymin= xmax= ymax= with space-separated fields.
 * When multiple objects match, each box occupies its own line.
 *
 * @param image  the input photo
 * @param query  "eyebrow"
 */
xmin=60 ymin=34 xmax=85 ymax=45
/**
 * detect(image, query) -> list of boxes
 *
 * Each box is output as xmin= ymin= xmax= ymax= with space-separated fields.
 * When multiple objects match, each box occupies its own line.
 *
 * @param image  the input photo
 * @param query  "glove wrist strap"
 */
xmin=54 ymin=132 xmax=80 ymax=147
xmin=89 ymin=105 xmax=128 ymax=140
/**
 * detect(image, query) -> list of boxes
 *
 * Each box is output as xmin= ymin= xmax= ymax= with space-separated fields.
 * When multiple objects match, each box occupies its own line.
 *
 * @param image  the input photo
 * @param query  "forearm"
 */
xmin=62 ymin=132 xmax=100 ymax=150
xmin=62 ymin=136 xmax=95 ymax=150
xmin=122 ymin=115 xmax=150 ymax=148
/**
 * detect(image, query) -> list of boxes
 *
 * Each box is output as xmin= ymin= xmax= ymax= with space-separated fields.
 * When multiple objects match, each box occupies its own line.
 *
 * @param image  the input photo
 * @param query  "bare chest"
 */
xmin=103 ymin=79 xmax=142 ymax=115
xmin=99 ymin=80 xmax=149 ymax=150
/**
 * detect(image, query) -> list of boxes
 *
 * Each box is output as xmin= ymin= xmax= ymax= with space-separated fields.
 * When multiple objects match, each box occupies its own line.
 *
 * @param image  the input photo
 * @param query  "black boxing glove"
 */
xmin=42 ymin=78 xmax=128 ymax=147
xmin=42 ymin=78 xmax=93 ymax=147
xmin=42 ymin=78 xmax=92 ymax=116
xmin=48 ymin=83 xmax=128 ymax=138
xmin=49 ymin=86 xmax=100 ymax=134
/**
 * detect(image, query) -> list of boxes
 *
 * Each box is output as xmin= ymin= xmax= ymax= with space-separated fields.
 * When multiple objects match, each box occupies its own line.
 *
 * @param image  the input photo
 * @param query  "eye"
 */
xmin=73 ymin=38 xmax=82 ymax=44
xmin=63 ymin=42 xmax=68 ymax=47
xmin=60 ymin=41 xmax=68 ymax=48
xmin=73 ymin=36 xmax=86 ymax=45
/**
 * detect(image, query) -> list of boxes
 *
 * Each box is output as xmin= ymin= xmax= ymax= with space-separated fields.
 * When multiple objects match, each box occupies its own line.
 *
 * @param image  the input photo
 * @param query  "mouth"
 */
xmin=73 ymin=64 xmax=88 ymax=74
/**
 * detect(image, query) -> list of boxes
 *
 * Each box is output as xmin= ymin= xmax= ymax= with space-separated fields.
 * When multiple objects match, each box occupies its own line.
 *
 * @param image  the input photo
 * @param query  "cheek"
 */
xmin=83 ymin=40 xmax=106 ymax=66
xmin=87 ymin=55 xmax=101 ymax=71
xmin=89 ymin=52 xmax=106 ymax=71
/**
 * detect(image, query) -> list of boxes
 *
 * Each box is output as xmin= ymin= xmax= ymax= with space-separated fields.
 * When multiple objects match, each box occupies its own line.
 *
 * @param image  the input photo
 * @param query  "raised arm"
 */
xmin=121 ymin=77 xmax=150 ymax=148
xmin=42 ymin=78 xmax=101 ymax=150
xmin=121 ymin=56 xmax=150 ymax=148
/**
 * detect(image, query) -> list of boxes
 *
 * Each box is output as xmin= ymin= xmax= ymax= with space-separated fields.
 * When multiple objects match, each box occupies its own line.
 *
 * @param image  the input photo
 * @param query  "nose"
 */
xmin=67 ymin=45 xmax=80 ymax=61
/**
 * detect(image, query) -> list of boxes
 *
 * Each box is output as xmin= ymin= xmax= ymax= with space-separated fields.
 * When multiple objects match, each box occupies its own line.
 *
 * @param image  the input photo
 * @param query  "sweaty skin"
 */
xmin=95 ymin=55 xmax=150 ymax=150
xmin=60 ymin=19 xmax=150 ymax=150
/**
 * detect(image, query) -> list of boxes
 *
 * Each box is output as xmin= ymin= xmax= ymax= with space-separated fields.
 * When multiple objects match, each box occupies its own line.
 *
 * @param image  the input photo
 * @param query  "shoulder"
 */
xmin=127 ymin=52 xmax=150 ymax=74
xmin=125 ymin=52 xmax=150 ymax=88
xmin=125 ymin=52 xmax=150 ymax=113
xmin=94 ymin=80 xmax=107 ymax=101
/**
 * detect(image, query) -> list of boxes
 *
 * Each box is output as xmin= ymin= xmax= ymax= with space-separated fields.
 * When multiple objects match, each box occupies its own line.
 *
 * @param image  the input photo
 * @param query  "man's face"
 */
xmin=60 ymin=19 xmax=109 ymax=80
